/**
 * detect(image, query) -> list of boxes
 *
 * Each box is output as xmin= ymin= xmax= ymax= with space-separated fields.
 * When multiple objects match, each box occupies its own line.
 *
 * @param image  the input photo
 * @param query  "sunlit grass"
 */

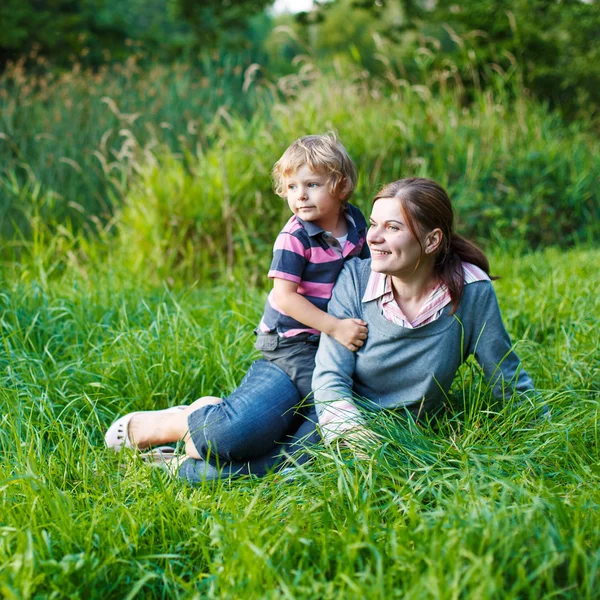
xmin=0 ymin=247 xmax=598 ymax=598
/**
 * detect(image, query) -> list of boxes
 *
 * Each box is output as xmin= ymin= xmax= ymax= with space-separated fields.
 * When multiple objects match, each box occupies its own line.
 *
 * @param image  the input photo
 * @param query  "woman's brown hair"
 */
xmin=373 ymin=178 xmax=493 ymax=313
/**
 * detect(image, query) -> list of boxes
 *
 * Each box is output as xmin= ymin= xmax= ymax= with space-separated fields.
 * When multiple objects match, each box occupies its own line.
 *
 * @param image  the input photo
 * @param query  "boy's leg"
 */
xmin=254 ymin=332 xmax=319 ymax=400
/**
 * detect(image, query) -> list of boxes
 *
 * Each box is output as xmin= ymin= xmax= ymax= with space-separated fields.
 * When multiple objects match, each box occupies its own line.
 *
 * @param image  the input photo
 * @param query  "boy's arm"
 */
xmin=311 ymin=263 xmax=366 ymax=443
xmin=273 ymin=278 xmax=368 ymax=351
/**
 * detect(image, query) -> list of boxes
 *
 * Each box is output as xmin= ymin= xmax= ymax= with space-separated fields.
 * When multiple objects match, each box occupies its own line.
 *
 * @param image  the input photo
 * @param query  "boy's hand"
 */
xmin=331 ymin=318 xmax=368 ymax=352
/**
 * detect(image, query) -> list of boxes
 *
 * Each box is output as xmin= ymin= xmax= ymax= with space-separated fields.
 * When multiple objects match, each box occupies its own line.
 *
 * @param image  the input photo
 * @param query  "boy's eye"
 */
xmin=288 ymin=184 xmax=296 ymax=189
xmin=308 ymin=182 xmax=319 ymax=188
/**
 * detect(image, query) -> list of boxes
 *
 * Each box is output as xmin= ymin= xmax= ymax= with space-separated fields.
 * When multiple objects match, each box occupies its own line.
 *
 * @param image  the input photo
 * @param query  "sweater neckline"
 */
xmin=356 ymin=261 xmax=460 ymax=339
xmin=363 ymin=297 xmax=458 ymax=339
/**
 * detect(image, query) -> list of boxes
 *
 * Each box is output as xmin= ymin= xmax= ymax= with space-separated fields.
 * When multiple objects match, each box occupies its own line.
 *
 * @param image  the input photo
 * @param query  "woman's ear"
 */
xmin=425 ymin=228 xmax=443 ymax=254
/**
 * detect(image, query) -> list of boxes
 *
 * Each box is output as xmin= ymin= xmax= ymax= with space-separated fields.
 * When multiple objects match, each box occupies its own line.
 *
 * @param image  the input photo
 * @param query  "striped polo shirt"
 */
xmin=259 ymin=203 xmax=369 ymax=337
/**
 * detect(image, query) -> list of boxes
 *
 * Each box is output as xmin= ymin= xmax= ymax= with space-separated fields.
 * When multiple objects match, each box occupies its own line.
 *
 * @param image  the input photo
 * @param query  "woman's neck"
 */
xmin=389 ymin=263 xmax=439 ymax=322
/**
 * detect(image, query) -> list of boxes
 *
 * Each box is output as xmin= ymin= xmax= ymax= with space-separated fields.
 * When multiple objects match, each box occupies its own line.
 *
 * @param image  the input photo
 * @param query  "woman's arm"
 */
xmin=312 ymin=263 xmax=367 ymax=442
xmin=468 ymin=282 xmax=536 ymax=401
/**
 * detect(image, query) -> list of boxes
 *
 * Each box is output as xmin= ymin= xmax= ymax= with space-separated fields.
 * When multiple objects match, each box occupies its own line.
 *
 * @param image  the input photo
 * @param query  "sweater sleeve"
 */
xmin=312 ymin=262 xmax=366 ymax=442
xmin=467 ymin=282 xmax=536 ymax=401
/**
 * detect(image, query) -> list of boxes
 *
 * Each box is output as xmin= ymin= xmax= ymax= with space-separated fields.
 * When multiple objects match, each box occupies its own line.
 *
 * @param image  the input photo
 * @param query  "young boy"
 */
xmin=105 ymin=133 xmax=369 ymax=464
xmin=254 ymin=133 xmax=370 ymax=400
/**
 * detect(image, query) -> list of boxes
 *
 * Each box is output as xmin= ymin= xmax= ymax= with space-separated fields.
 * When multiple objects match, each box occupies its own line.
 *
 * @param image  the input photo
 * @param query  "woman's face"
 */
xmin=367 ymin=197 xmax=427 ymax=278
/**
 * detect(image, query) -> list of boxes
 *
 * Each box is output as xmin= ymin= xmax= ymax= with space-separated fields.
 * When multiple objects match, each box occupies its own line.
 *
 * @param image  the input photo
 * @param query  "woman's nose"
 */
xmin=367 ymin=227 xmax=382 ymax=243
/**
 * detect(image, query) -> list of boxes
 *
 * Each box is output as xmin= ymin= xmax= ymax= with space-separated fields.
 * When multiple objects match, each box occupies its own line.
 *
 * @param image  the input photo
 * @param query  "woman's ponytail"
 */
xmin=440 ymin=233 xmax=492 ymax=313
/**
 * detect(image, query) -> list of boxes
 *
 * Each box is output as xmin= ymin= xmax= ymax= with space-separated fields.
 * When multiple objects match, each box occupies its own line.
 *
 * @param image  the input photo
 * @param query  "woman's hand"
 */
xmin=334 ymin=425 xmax=383 ymax=460
xmin=331 ymin=318 xmax=368 ymax=351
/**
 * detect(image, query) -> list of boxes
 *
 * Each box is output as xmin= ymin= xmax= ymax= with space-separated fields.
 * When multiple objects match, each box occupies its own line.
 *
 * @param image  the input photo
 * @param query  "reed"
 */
xmin=2 ymin=46 xmax=598 ymax=270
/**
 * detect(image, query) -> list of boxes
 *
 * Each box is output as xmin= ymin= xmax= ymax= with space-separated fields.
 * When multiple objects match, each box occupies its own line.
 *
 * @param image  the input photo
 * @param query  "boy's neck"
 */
xmin=319 ymin=211 xmax=347 ymax=238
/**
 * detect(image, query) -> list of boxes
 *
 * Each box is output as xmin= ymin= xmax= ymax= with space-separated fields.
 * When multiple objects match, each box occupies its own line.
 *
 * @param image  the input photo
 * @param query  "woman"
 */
xmin=105 ymin=178 xmax=537 ymax=481
xmin=312 ymin=178 xmax=535 ymax=442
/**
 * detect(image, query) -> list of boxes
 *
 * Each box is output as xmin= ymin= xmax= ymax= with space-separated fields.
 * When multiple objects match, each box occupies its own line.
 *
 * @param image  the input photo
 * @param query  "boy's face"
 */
xmin=284 ymin=164 xmax=343 ymax=231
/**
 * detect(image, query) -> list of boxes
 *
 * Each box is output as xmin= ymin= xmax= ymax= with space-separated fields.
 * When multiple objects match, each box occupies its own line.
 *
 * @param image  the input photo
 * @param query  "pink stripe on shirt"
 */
xmin=283 ymin=219 xmax=304 ymax=235
xmin=273 ymin=233 xmax=307 ymax=255
xmin=308 ymin=246 xmax=343 ymax=264
xmin=298 ymin=280 xmax=335 ymax=299
xmin=281 ymin=327 xmax=321 ymax=338
xmin=268 ymin=269 xmax=302 ymax=283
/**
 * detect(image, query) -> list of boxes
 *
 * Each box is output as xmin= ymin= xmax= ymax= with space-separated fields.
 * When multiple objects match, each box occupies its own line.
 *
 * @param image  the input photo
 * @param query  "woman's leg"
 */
xmin=120 ymin=359 xmax=301 ymax=460
xmin=185 ymin=360 xmax=302 ymax=463
xmin=178 ymin=405 xmax=321 ymax=484
xmin=125 ymin=396 xmax=222 ymax=451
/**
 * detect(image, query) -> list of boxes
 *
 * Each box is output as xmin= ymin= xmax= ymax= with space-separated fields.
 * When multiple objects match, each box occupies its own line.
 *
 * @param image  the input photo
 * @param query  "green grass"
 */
xmin=2 ymin=37 xmax=599 ymax=599
xmin=1 ymin=247 xmax=598 ymax=598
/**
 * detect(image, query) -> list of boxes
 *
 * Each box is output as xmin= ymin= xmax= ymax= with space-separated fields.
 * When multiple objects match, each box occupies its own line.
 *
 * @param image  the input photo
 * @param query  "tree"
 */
xmin=0 ymin=0 xmax=129 ymax=65
xmin=177 ymin=0 xmax=274 ymax=48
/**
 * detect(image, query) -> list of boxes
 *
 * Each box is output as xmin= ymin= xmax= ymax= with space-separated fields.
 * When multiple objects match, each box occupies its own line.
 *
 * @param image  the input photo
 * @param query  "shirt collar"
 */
xmin=296 ymin=216 xmax=326 ymax=237
xmin=362 ymin=270 xmax=391 ymax=303
xmin=362 ymin=261 xmax=490 ymax=304
xmin=296 ymin=203 xmax=365 ymax=241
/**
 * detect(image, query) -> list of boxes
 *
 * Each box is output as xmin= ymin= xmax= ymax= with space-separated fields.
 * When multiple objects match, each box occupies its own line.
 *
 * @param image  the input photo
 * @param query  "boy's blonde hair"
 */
xmin=272 ymin=133 xmax=358 ymax=202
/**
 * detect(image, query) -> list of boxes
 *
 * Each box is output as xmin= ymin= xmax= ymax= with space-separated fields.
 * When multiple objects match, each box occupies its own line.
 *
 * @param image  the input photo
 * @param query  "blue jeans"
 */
xmin=178 ymin=360 xmax=319 ymax=483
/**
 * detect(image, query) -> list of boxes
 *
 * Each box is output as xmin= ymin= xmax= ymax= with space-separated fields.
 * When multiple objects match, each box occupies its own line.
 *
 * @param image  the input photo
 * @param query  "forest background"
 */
xmin=1 ymin=0 xmax=599 ymax=598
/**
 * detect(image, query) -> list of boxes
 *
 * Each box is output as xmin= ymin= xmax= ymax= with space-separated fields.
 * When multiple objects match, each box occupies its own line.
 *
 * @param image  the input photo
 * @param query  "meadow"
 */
xmin=1 ymin=50 xmax=599 ymax=598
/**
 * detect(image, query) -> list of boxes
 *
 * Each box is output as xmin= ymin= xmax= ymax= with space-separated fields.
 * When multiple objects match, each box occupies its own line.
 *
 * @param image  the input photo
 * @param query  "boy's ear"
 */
xmin=338 ymin=176 xmax=352 ymax=200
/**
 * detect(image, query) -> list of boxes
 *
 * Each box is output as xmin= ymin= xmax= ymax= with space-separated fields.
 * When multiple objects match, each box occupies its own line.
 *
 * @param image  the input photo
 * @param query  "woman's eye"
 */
xmin=388 ymin=225 xmax=399 ymax=231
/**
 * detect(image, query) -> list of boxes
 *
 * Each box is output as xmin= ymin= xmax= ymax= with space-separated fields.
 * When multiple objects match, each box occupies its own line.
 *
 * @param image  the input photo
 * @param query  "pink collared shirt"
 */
xmin=362 ymin=262 xmax=490 ymax=328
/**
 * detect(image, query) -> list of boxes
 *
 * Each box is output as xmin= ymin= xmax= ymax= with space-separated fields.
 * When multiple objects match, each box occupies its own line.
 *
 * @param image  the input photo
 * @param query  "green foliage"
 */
xmin=2 ymin=56 xmax=598 ymax=284
xmin=429 ymin=0 xmax=600 ymax=120
xmin=178 ymin=0 xmax=274 ymax=49
xmin=304 ymin=0 xmax=600 ymax=121
xmin=0 ymin=52 xmax=275 ymax=237
xmin=0 ymin=247 xmax=599 ymax=597
xmin=117 ymin=144 xmax=279 ymax=285
xmin=0 ymin=0 xmax=273 ymax=65
xmin=0 ymin=0 xmax=130 ymax=65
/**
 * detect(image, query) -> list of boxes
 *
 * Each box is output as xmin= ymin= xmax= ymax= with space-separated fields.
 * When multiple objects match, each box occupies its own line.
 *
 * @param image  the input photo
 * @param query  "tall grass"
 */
xmin=4 ymin=69 xmax=597 ymax=289
xmin=2 ymin=48 xmax=598 ymax=261
xmin=2 ymin=40 xmax=599 ymax=598
xmin=0 ymin=51 xmax=277 ymax=236
xmin=0 ymin=247 xmax=598 ymax=598
xmin=111 ymin=73 xmax=599 ymax=285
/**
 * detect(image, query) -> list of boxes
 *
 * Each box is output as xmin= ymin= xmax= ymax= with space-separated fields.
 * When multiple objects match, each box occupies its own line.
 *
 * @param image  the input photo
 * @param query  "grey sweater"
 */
xmin=312 ymin=259 xmax=534 ymax=429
